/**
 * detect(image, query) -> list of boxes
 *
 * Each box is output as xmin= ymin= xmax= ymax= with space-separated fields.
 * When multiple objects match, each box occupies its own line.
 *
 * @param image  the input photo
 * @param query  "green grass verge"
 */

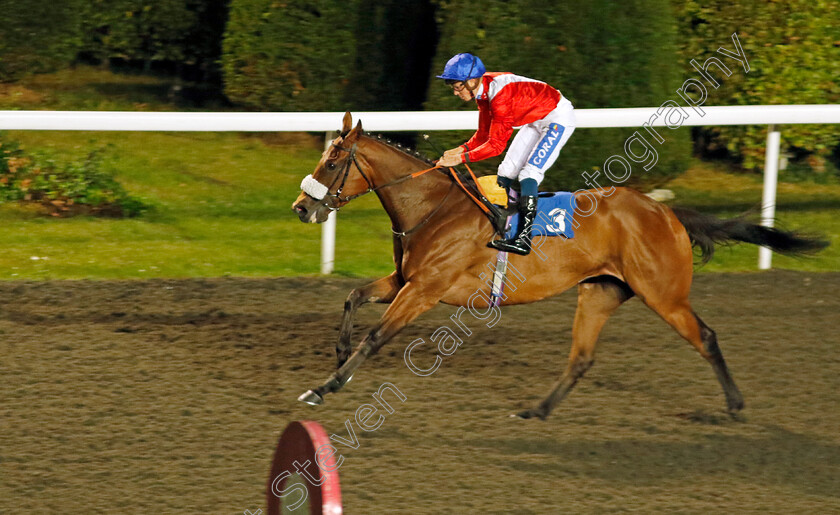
xmin=0 ymin=130 xmax=395 ymax=279
xmin=0 ymin=67 xmax=837 ymax=279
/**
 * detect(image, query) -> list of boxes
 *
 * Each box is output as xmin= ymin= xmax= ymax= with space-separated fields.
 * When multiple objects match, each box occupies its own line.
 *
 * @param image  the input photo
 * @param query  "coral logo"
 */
xmin=528 ymin=123 xmax=565 ymax=168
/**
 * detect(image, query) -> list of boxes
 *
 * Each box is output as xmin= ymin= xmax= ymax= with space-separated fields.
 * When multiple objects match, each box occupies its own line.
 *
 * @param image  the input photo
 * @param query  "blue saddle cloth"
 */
xmin=505 ymin=192 xmax=577 ymax=240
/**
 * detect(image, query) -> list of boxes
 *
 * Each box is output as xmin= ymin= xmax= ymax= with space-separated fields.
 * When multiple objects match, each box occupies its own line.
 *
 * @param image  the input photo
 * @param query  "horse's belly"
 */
xmin=439 ymin=247 xmax=597 ymax=307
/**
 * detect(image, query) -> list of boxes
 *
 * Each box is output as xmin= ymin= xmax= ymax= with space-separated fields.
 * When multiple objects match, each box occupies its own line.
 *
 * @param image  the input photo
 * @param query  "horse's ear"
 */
xmin=345 ymin=119 xmax=364 ymax=141
xmin=340 ymin=111 xmax=352 ymax=136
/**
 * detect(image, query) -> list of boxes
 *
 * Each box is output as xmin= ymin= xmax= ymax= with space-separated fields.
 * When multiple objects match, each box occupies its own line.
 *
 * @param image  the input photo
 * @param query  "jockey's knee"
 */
xmin=497 ymin=160 xmax=520 ymax=181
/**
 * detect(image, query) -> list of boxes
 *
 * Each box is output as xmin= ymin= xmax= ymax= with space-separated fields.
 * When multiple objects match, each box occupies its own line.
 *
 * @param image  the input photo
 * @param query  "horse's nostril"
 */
xmin=294 ymin=204 xmax=307 ymax=215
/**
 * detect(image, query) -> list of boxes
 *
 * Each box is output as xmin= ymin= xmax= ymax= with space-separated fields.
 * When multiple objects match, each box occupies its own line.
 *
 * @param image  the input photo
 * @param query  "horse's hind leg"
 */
xmin=696 ymin=314 xmax=744 ymax=412
xmin=646 ymin=300 xmax=744 ymax=413
xmin=336 ymin=273 xmax=401 ymax=368
xmin=517 ymin=277 xmax=633 ymax=420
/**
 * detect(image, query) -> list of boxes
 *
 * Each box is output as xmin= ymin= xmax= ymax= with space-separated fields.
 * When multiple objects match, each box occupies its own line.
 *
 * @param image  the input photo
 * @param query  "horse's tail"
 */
xmin=670 ymin=207 xmax=829 ymax=264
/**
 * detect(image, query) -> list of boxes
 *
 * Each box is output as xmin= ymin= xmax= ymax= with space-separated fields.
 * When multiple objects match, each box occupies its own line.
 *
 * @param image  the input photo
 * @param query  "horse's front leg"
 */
xmin=337 ymin=273 xmax=402 ymax=368
xmin=299 ymin=280 xmax=443 ymax=405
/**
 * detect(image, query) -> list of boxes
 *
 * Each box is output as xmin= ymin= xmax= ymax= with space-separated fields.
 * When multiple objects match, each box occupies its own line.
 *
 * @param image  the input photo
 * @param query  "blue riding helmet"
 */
xmin=436 ymin=53 xmax=486 ymax=82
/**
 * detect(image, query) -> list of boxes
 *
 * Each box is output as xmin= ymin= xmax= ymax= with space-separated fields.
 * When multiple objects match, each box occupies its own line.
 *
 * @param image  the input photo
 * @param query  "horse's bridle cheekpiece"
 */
xmin=300 ymin=139 xmax=454 ymax=236
xmin=300 ymin=142 xmax=374 ymax=212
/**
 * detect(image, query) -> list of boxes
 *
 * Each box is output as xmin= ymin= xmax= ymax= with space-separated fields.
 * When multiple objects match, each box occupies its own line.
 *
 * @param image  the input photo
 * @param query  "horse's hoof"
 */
xmin=298 ymin=390 xmax=324 ymax=406
xmin=727 ymin=403 xmax=746 ymax=422
xmin=513 ymin=408 xmax=547 ymax=421
xmin=727 ymin=398 xmax=745 ymax=413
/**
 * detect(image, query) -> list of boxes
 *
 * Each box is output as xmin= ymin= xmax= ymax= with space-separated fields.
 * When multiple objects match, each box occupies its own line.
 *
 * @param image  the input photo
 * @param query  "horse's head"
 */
xmin=292 ymin=112 xmax=371 ymax=223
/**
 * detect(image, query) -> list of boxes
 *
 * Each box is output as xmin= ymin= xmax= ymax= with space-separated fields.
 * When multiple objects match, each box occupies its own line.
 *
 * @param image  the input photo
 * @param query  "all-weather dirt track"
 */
xmin=1 ymin=271 xmax=839 ymax=514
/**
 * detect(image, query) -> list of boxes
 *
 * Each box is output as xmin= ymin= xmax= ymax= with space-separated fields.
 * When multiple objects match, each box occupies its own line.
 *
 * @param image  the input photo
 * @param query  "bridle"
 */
xmin=310 ymin=142 xmax=374 ymax=210
xmin=301 ymin=140 xmax=455 ymax=237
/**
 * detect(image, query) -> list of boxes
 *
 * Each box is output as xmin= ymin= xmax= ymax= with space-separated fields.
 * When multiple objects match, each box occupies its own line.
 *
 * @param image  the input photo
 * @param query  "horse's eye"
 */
xmin=326 ymin=162 xmax=337 ymax=171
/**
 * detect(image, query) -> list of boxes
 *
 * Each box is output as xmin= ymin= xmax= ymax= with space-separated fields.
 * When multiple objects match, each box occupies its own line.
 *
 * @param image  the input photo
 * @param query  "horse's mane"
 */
xmin=364 ymin=133 xmax=437 ymax=166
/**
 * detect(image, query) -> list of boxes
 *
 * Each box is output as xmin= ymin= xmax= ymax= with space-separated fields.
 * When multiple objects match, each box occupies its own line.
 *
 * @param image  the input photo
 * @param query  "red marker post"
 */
xmin=267 ymin=421 xmax=343 ymax=515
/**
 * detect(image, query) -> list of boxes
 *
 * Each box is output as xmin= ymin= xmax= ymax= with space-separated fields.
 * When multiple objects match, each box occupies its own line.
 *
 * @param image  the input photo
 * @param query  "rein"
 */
xmin=305 ymin=142 xmax=451 ymax=237
xmin=303 ymin=140 xmax=506 ymax=236
xmin=317 ymin=142 xmax=443 ymax=209
xmin=450 ymin=162 xmax=492 ymax=216
xmin=303 ymin=141 xmax=506 ymax=237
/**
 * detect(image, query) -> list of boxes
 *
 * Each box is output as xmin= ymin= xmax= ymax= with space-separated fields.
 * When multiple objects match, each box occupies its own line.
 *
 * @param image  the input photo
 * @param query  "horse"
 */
xmin=291 ymin=112 xmax=827 ymax=420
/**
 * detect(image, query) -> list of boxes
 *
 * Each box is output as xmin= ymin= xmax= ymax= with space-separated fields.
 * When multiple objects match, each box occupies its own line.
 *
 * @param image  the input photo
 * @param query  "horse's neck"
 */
xmin=360 ymin=140 xmax=452 ymax=233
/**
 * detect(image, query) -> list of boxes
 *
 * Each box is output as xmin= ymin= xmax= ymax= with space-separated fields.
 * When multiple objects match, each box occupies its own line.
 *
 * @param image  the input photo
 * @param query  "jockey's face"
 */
xmin=450 ymin=78 xmax=479 ymax=101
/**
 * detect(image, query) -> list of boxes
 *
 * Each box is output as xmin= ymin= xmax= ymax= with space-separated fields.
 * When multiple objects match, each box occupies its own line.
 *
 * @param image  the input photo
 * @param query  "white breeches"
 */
xmin=497 ymin=96 xmax=576 ymax=184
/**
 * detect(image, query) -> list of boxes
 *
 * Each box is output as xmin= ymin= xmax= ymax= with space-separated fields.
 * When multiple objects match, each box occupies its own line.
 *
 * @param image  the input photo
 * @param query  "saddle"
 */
xmin=448 ymin=168 xmax=512 ymax=235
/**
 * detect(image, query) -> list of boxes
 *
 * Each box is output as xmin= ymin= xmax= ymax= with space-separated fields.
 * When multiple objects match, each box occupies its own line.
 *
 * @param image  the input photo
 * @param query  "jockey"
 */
xmin=436 ymin=53 xmax=576 ymax=256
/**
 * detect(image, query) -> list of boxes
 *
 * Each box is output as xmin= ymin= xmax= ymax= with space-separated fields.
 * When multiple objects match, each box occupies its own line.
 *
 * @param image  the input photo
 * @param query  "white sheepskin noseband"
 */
xmin=301 ymin=175 xmax=330 ymax=200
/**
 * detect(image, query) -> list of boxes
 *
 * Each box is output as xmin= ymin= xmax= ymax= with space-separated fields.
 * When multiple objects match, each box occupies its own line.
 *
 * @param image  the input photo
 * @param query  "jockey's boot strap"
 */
xmin=487 ymin=195 xmax=538 ymax=256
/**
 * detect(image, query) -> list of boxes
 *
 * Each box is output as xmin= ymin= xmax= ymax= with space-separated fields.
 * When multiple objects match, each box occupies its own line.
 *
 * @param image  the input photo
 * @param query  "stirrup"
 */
xmin=487 ymin=238 xmax=531 ymax=256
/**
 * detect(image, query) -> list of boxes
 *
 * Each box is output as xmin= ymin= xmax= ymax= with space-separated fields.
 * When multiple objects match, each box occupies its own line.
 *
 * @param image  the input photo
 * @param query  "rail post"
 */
xmin=321 ymin=131 xmax=338 ymax=275
xmin=759 ymin=124 xmax=781 ymax=270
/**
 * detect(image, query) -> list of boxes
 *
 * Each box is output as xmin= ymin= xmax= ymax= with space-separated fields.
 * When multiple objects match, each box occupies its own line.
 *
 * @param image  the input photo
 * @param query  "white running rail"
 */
xmin=3 ymin=105 xmax=839 ymax=272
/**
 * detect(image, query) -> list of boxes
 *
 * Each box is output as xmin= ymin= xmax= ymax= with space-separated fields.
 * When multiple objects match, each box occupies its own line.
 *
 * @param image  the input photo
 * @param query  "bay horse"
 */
xmin=291 ymin=112 xmax=826 ymax=420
